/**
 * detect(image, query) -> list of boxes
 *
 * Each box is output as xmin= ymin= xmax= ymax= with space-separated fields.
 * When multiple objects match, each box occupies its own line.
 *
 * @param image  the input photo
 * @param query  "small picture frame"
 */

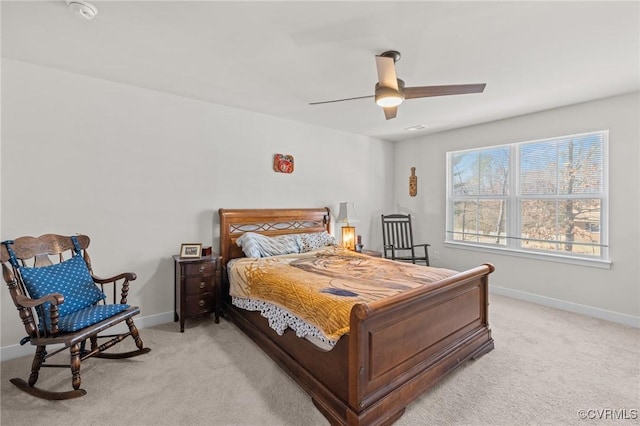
xmin=180 ymin=243 xmax=202 ymax=258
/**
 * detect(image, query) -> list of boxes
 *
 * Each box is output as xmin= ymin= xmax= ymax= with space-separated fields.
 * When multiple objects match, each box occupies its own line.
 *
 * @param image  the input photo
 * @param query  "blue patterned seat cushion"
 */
xmin=57 ymin=304 xmax=130 ymax=332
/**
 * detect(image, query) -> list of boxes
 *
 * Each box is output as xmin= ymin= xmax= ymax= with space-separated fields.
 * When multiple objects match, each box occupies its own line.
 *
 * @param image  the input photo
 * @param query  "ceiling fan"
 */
xmin=309 ymin=50 xmax=486 ymax=120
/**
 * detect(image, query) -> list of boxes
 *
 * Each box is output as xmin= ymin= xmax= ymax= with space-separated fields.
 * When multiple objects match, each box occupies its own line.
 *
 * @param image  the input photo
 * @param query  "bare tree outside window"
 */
xmin=451 ymin=146 xmax=509 ymax=245
xmin=519 ymin=135 xmax=604 ymax=255
xmin=447 ymin=131 xmax=607 ymax=260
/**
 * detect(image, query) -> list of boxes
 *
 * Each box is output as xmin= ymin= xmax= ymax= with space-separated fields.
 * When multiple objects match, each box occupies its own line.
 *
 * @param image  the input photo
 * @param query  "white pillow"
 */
xmin=298 ymin=232 xmax=338 ymax=253
xmin=236 ymin=232 xmax=301 ymax=258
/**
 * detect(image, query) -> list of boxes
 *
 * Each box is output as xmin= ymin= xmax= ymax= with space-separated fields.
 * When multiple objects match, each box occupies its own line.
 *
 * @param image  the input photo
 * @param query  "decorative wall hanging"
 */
xmin=409 ymin=167 xmax=417 ymax=196
xmin=274 ymin=153 xmax=294 ymax=174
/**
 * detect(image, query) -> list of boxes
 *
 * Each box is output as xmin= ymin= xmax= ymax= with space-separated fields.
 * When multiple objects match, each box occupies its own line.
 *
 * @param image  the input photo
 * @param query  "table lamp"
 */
xmin=337 ymin=202 xmax=359 ymax=251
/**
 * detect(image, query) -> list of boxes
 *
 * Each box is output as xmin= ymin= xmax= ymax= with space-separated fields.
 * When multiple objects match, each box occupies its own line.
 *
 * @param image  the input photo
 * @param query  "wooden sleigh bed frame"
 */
xmin=218 ymin=207 xmax=494 ymax=426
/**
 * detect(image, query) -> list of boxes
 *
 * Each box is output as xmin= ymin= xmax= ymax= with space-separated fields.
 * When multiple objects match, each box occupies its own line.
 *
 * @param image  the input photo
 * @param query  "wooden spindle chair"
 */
xmin=1 ymin=234 xmax=150 ymax=400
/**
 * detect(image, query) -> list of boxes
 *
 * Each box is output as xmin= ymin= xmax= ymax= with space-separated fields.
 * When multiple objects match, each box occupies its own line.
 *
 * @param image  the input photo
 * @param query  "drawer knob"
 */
xmin=199 ymin=300 xmax=206 ymax=307
xmin=198 ymin=266 xmax=205 ymax=273
xmin=199 ymin=281 xmax=206 ymax=289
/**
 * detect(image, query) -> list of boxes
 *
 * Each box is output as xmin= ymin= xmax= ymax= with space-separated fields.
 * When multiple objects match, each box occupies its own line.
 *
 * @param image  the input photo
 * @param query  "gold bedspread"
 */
xmin=228 ymin=247 xmax=458 ymax=341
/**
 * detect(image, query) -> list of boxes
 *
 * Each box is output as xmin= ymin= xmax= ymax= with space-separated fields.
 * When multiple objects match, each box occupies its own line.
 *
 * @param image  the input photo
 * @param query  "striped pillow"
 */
xmin=236 ymin=232 xmax=301 ymax=258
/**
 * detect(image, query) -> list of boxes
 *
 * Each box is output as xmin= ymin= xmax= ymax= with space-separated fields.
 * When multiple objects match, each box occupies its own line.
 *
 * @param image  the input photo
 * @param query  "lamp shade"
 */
xmin=336 ymin=202 xmax=359 ymax=225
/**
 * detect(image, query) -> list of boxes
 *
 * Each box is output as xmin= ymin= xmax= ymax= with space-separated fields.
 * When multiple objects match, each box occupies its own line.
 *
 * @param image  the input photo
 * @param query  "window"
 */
xmin=446 ymin=130 xmax=608 ymax=265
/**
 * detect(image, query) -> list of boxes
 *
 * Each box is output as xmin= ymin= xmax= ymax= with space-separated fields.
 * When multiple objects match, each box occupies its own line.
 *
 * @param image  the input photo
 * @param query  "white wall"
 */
xmin=394 ymin=92 xmax=640 ymax=325
xmin=0 ymin=59 xmax=394 ymax=356
xmin=3 ymin=58 xmax=637 ymax=361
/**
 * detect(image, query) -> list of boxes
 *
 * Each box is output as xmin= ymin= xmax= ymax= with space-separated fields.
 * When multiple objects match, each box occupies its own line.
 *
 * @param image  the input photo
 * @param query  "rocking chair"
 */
xmin=1 ymin=234 xmax=150 ymax=400
xmin=381 ymin=214 xmax=431 ymax=266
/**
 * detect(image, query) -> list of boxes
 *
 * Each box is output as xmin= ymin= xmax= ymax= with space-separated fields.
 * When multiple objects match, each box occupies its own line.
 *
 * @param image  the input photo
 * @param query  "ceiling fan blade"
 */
xmin=404 ymin=83 xmax=486 ymax=99
xmin=309 ymin=95 xmax=374 ymax=105
xmin=375 ymin=55 xmax=398 ymax=90
xmin=383 ymin=106 xmax=398 ymax=120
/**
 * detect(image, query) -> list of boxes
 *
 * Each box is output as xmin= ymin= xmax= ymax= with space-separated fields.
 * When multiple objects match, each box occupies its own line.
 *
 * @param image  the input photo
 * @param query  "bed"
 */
xmin=219 ymin=207 xmax=494 ymax=426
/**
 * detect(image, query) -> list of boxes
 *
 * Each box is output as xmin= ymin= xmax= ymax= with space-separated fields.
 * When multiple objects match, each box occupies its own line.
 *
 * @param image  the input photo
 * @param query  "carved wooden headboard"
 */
xmin=218 ymin=207 xmax=331 ymax=270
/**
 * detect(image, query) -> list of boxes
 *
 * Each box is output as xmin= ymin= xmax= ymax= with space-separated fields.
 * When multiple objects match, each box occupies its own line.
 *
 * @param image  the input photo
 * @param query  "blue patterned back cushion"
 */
xmin=20 ymin=254 xmax=106 ymax=318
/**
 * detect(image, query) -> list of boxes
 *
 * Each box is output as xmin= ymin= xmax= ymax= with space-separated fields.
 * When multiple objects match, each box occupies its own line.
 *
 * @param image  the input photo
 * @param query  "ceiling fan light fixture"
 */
xmin=375 ymin=86 xmax=404 ymax=107
xmin=310 ymin=50 xmax=486 ymax=121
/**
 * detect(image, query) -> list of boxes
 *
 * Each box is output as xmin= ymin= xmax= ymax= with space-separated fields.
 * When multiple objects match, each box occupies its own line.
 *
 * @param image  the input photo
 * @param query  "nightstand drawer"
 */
xmin=184 ymin=261 xmax=216 ymax=276
xmin=185 ymin=294 xmax=214 ymax=315
xmin=184 ymin=276 xmax=214 ymax=295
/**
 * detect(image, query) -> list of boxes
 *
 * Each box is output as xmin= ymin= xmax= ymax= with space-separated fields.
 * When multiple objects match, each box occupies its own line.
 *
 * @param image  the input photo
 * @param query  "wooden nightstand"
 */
xmin=360 ymin=249 xmax=382 ymax=258
xmin=173 ymin=254 xmax=220 ymax=332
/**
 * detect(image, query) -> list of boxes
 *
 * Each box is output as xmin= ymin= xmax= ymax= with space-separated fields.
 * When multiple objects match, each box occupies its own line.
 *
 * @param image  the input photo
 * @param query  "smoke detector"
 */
xmin=66 ymin=0 xmax=98 ymax=20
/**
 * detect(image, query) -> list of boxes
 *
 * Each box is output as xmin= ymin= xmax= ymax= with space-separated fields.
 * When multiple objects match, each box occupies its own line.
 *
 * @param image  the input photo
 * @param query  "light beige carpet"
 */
xmin=1 ymin=294 xmax=639 ymax=426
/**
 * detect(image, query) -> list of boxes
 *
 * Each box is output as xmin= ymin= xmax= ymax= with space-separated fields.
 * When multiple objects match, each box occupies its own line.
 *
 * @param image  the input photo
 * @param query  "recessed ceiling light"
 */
xmin=67 ymin=0 xmax=98 ymax=20
xmin=404 ymin=125 xmax=427 ymax=132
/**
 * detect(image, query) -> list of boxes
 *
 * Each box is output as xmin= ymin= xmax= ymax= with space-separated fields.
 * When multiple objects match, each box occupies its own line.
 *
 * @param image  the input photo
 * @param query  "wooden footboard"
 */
xmin=218 ymin=208 xmax=494 ymax=426
xmin=344 ymin=263 xmax=494 ymax=425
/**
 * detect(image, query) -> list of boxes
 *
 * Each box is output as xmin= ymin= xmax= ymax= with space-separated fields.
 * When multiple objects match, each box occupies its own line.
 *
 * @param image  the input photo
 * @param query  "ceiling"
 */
xmin=2 ymin=1 xmax=639 ymax=141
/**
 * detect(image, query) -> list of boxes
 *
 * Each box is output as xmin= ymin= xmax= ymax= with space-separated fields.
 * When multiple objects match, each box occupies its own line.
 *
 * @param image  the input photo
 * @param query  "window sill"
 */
xmin=444 ymin=241 xmax=612 ymax=269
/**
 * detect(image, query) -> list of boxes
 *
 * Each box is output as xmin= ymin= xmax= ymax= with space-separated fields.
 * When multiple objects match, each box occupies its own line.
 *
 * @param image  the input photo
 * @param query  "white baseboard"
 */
xmin=0 ymin=311 xmax=174 ymax=362
xmin=490 ymin=285 xmax=640 ymax=328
